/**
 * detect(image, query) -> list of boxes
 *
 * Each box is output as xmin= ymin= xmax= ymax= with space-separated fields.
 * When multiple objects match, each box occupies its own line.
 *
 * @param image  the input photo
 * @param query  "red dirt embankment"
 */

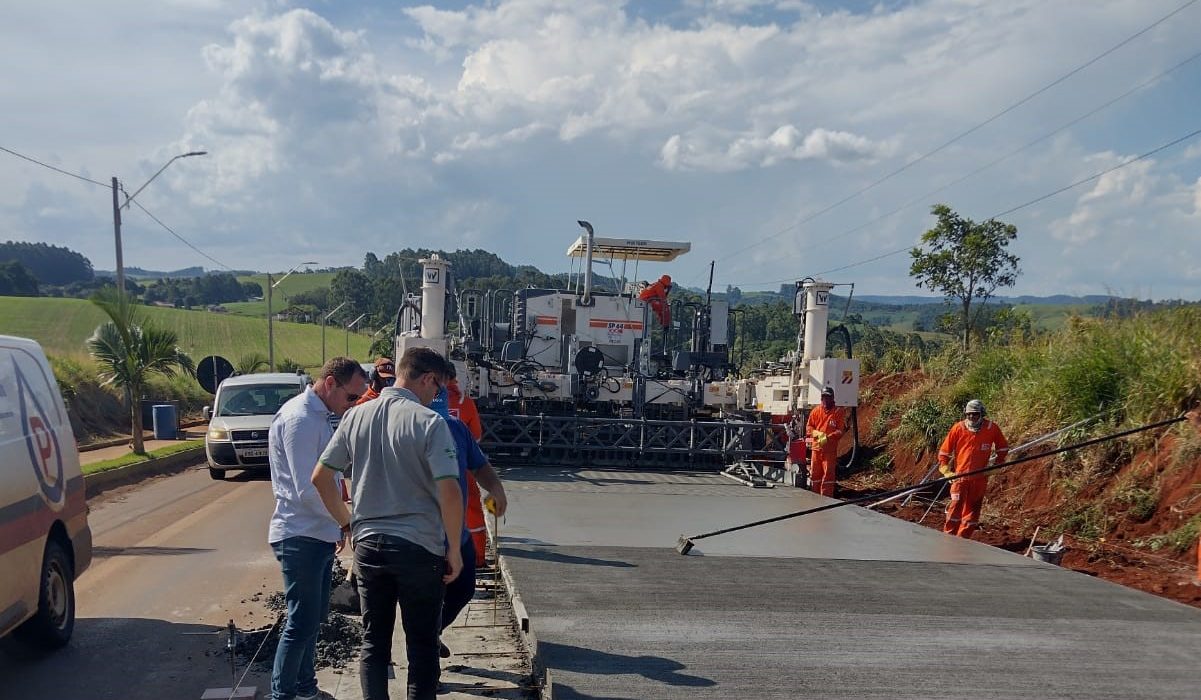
xmin=842 ymin=372 xmax=1201 ymax=609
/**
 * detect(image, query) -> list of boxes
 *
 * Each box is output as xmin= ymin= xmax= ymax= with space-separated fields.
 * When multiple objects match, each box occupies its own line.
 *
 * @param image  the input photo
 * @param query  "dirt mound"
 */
xmin=845 ymin=372 xmax=1201 ymax=608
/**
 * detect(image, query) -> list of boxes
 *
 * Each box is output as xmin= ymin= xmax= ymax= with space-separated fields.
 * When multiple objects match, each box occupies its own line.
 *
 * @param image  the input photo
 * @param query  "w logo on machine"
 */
xmin=14 ymin=358 xmax=65 ymax=510
xmin=424 ymin=267 xmax=440 ymax=284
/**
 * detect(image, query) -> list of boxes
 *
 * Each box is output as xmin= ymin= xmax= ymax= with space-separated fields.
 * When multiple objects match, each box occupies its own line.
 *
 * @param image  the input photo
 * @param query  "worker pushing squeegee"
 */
xmin=676 ymin=412 xmax=1189 ymax=555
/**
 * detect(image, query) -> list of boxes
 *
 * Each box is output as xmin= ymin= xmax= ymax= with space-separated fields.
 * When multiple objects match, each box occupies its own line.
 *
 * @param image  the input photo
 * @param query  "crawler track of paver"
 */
xmin=497 ymin=468 xmax=1201 ymax=700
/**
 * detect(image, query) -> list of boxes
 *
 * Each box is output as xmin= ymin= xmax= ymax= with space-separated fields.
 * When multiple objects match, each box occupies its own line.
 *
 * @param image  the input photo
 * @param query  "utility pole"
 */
xmin=110 ymin=151 xmax=206 ymax=297
xmin=112 ymin=177 xmax=124 ymax=296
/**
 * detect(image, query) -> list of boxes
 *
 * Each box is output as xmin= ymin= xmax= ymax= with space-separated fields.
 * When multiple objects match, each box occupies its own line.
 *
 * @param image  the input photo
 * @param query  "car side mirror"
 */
xmin=203 ymin=406 xmax=212 ymax=421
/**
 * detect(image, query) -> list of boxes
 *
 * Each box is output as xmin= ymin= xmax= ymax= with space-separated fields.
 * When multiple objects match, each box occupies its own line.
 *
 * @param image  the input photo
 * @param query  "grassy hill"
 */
xmin=228 ymin=271 xmax=337 ymax=318
xmin=0 ymin=296 xmax=373 ymax=368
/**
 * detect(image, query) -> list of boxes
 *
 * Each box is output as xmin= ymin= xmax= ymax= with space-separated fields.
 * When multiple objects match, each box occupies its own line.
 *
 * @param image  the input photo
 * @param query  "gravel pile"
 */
xmin=235 ymin=561 xmax=363 ymax=672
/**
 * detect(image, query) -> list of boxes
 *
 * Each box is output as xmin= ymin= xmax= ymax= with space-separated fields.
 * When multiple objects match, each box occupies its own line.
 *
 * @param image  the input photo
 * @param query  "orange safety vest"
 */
xmin=938 ymin=419 xmax=1009 ymax=476
xmin=806 ymin=404 xmax=847 ymax=455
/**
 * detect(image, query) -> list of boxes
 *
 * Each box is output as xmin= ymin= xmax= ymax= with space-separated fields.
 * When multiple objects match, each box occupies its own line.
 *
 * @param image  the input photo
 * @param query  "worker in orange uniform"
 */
xmin=639 ymin=275 xmax=673 ymax=328
xmin=356 ymin=357 xmax=395 ymax=405
xmin=938 ymin=399 xmax=1008 ymax=539
xmin=445 ymin=366 xmax=489 ymax=568
xmin=806 ymin=386 xmax=847 ymax=497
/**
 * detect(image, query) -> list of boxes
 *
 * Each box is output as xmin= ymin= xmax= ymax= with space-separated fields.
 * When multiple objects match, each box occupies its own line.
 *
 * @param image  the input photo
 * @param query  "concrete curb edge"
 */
xmin=84 ymin=446 xmax=208 ymax=499
xmin=489 ymin=519 xmax=552 ymax=699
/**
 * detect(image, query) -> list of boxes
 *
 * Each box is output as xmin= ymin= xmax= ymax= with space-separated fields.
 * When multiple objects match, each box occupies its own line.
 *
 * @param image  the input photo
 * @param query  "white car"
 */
xmin=0 ymin=335 xmax=92 ymax=649
xmin=204 ymin=372 xmax=308 ymax=480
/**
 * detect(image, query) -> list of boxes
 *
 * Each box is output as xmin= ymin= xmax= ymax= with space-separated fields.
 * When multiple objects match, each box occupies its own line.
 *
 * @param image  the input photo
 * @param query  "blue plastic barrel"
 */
xmin=152 ymin=404 xmax=178 ymax=440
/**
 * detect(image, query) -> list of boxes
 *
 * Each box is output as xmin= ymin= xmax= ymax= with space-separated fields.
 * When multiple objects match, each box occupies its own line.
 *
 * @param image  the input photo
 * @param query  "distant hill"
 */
xmin=854 ymin=294 xmax=1117 ymax=306
xmin=95 ymin=266 xmax=206 ymax=280
xmin=0 ymin=296 xmax=373 ymax=368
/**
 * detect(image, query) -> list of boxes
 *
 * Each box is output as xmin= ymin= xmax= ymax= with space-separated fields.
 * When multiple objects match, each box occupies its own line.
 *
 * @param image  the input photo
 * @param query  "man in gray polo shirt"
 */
xmin=312 ymin=347 xmax=462 ymax=700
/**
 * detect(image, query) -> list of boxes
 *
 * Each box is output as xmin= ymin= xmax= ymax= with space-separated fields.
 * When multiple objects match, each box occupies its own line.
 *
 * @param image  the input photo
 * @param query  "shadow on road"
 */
xmin=92 ymin=546 xmax=216 ymax=558
xmin=539 ymin=640 xmax=715 ymax=689
xmin=0 ymin=617 xmax=251 ymax=699
xmin=500 ymin=546 xmax=636 ymax=568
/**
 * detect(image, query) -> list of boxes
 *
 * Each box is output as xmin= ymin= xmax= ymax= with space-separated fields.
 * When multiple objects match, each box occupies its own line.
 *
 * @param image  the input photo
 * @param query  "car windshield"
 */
xmin=215 ymin=384 xmax=302 ymax=417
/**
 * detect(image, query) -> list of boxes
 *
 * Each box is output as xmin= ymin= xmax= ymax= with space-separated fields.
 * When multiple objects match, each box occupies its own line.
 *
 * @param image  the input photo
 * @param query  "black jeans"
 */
xmin=355 ymin=534 xmax=446 ymax=700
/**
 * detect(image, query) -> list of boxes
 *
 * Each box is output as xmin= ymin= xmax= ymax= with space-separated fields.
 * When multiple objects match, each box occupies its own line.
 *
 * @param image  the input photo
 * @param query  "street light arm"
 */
xmin=121 ymin=151 xmax=207 ymax=210
xmin=324 ymin=301 xmax=349 ymax=321
xmin=272 ymin=260 xmax=319 ymax=289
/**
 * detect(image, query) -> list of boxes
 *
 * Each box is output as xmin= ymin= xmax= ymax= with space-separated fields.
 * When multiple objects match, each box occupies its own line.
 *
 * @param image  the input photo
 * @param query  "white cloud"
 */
xmin=661 ymin=125 xmax=892 ymax=171
xmin=2 ymin=0 xmax=1200 ymax=298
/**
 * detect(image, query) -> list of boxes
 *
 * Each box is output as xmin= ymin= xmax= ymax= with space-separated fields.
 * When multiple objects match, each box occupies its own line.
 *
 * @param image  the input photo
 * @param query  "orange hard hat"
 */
xmin=659 ymin=275 xmax=672 ymax=285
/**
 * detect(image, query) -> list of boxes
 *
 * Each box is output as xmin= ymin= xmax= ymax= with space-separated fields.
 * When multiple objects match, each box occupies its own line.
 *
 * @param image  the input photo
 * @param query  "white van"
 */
xmin=0 ymin=335 xmax=92 ymax=649
xmin=204 ymin=372 xmax=309 ymax=480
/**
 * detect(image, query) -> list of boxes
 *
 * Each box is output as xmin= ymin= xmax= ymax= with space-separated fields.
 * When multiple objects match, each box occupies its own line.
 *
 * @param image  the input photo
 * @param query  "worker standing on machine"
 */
xmin=639 ymin=274 xmax=673 ymax=328
xmin=806 ymin=386 xmax=846 ymax=497
xmin=938 ymin=399 xmax=1008 ymax=539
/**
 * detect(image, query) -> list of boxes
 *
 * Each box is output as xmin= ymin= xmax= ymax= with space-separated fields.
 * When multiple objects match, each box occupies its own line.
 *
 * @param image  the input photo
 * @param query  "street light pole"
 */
xmin=346 ymin=313 xmax=367 ymax=355
xmin=322 ymin=301 xmax=348 ymax=367
xmin=111 ymin=150 xmax=206 ymax=297
xmin=268 ymin=261 xmax=318 ymax=371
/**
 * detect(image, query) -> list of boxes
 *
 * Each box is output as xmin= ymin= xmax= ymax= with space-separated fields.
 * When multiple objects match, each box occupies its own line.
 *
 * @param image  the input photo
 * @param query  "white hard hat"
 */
xmin=964 ymin=399 xmax=985 ymax=415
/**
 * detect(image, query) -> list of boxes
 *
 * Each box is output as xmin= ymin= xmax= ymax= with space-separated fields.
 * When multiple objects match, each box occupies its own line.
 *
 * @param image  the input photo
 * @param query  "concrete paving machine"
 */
xmin=392 ymin=221 xmax=859 ymax=476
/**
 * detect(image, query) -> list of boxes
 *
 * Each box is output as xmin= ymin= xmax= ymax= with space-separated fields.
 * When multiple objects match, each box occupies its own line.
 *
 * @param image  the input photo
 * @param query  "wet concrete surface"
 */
xmin=498 ymin=468 xmax=1201 ymax=699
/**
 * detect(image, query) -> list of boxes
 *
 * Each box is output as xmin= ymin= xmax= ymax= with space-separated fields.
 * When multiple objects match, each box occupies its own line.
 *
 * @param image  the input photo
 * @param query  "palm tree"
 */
xmin=234 ymin=352 xmax=270 ymax=375
xmin=86 ymin=289 xmax=195 ymax=454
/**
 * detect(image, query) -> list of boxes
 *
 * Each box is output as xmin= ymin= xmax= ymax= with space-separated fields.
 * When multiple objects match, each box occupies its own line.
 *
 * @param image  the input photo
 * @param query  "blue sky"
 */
xmin=2 ymin=0 xmax=1199 ymax=298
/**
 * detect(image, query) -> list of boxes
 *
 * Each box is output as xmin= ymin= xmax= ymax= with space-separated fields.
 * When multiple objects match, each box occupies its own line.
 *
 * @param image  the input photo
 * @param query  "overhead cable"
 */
xmin=0 ymin=144 xmax=109 ymax=188
xmin=701 ymin=0 xmax=1200 ymax=276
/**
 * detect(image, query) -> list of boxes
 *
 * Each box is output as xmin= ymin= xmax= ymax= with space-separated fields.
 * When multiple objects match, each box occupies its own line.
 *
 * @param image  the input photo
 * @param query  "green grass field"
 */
xmin=225 ymin=272 xmax=336 ymax=318
xmin=0 ymin=296 xmax=373 ymax=368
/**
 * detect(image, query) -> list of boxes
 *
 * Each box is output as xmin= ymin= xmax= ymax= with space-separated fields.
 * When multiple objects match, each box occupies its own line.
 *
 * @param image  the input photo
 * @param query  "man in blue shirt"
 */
xmin=429 ymin=386 xmax=507 ymax=657
xmin=267 ymin=357 xmax=367 ymax=700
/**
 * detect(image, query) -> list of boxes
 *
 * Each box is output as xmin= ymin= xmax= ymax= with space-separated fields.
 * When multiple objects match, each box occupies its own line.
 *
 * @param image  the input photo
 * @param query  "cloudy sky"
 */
xmin=2 ymin=0 xmax=1199 ymax=298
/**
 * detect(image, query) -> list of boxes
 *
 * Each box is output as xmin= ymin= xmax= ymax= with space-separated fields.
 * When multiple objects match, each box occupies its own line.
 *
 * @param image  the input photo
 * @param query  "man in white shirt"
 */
xmin=267 ymin=357 xmax=368 ymax=700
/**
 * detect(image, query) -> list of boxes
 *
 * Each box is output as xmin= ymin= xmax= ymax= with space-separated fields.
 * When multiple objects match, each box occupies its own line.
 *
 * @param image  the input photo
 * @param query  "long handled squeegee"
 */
xmin=676 ymin=413 xmax=1185 ymax=555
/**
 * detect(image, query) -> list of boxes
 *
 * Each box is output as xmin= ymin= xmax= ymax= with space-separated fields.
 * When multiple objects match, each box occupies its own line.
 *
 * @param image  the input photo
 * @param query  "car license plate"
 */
xmin=240 ymin=448 xmax=268 ymax=458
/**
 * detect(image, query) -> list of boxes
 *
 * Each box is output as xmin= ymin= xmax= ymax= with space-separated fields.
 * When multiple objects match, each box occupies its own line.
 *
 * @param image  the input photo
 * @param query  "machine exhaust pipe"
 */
xmin=578 ymin=220 xmax=594 ymax=305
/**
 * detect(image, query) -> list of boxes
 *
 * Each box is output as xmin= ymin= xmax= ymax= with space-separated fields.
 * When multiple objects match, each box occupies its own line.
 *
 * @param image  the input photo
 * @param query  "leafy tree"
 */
xmin=369 ymin=333 xmax=393 ymax=360
xmin=909 ymin=204 xmax=1020 ymax=351
xmin=86 ymin=290 xmax=195 ymax=454
xmin=290 ymin=286 xmax=330 ymax=310
xmin=0 ymin=240 xmax=93 ymax=284
xmin=330 ymin=269 xmax=374 ymax=315
xmin=0 ymin=260 xmax=39 ymax=296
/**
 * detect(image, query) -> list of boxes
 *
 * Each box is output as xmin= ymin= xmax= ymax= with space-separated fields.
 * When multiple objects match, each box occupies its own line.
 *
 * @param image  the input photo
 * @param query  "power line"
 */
xmin=1 ymin=143 xmax=233 ymax=276
xmin=702 ymin=0 xmax=1200 ymax=275
xmin=732 ymin=123 xmax=1201 ymax=285
xmin=0 ymin=144 xmax=108 ymax=188
xmin=717 ymin=46 xmax=1201 ymax=284
xmin=125 ymin=197 xmax=237 ymax=273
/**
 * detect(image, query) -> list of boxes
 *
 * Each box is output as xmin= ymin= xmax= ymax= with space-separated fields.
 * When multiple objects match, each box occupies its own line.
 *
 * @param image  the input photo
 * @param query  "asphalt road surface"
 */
xmin=0 ymin=465 xmax=280 ymax=700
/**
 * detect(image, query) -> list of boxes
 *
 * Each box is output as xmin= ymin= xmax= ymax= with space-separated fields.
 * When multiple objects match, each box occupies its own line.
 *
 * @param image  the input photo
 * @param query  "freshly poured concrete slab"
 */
xmin=507 ymin=545 xmax=1201 ymax=700
xmin=499 ymin=468 xmax=1037 ymax=565
xmin=497 ymin=467 xmax=1201 ymax=700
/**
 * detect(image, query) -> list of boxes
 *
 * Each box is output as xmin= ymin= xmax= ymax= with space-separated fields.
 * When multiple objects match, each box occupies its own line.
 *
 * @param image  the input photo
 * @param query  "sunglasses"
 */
xmin=337 ymin=381 xmax=362 ymax=403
